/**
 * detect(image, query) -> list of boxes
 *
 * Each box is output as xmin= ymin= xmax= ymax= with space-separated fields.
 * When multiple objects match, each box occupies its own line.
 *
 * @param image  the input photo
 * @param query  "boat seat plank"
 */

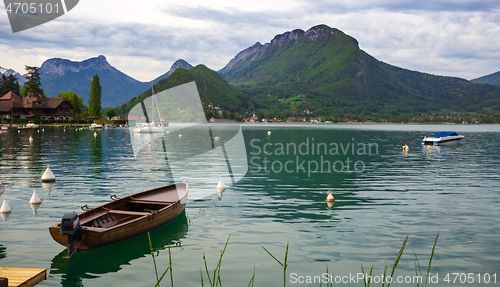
xmin=127 ymin=199 xmax=173 ymax=205
xmin=78 ymin=209 xmax=109 ymax=225
xmin=95 ymin=214 xmax=119 ymax=228
xmin=107 ymin=210 xmax=149 ymax=216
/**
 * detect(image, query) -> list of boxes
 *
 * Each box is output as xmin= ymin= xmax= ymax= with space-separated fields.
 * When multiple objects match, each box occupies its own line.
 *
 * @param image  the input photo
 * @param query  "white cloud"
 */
xmin=1 ymin=0 xmax=500 ymax=81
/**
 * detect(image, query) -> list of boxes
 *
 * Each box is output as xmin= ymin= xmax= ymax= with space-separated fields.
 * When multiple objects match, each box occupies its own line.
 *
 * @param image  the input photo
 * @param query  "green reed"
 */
xmin=148 ymin=232 xmax=440 ymax=287
xmin=200 ymin=234 xmax=231 ymax=287
xmin=261 ymin=242 xmax=289 ymax=287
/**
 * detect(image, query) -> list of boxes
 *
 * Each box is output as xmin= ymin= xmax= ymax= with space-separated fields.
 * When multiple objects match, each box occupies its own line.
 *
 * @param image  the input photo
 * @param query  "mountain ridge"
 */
xmin=471 ymin=71 xmax=500 ymax=86
xmin=39 ymin=56 xmax=192 ymax=107
xmin=0 ymin=66 xmax=27 ymax=85
xmin=217 ymin=24 xmax=500 ymax=118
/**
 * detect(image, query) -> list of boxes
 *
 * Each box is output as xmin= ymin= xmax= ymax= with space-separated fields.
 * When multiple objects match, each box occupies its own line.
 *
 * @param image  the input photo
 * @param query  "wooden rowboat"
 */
xmin=49 ymin=181 xmax=188 ymax=253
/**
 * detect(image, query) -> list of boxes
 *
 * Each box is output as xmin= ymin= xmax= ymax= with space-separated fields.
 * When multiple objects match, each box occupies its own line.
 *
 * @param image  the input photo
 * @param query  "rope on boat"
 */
xmin=56 ymin=233 xmax=87 ymax=267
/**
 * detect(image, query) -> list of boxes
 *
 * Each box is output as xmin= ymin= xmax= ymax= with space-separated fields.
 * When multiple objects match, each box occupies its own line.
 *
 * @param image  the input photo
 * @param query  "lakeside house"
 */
xmin=23 ymin=92 xmax=73 ymax=120
xmin=0 ymin=91 xmax=29 ymax=119
xmin=0 ymin=91 xmax=73 ymax=120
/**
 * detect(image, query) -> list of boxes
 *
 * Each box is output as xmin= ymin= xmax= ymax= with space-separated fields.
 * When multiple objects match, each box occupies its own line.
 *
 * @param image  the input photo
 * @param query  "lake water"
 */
xmin=1 ymin=124 xmax=500 ymax=286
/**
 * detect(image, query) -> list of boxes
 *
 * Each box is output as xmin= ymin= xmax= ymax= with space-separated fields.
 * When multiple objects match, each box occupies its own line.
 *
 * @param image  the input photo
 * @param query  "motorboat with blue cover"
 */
xmin=421 ymin=131 xmax=464 ymax=145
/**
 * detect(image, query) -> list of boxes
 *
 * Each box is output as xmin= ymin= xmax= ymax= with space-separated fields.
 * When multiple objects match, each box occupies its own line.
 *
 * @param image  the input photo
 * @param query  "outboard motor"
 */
xmin=60 ymin=212 xmax=81 ymax=255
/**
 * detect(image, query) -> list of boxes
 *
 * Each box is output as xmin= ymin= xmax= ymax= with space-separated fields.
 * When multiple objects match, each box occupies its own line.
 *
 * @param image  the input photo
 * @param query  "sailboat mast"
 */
xmin=152 ymin=84 xmax=163 ymax=126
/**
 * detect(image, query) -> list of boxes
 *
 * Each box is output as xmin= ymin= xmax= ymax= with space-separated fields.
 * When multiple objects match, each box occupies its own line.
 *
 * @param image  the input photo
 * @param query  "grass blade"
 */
xmin=361 ymin=264 xmax=367 ymax=287
xmin=148 ymin=232 xmax=160 ymax=284
xmin=203 ymin=253 xmax=213 ymax=286
xmin=168 ymin=244 xmax=174 ymax=287
xmin=425 ymin=231 xmax=440 ymax=287
xmin=261 ymin=245 xmax=284 ymax=267
xmin=368 ymin=263 xmax=374 ymax=287
xmin=154 ymin=266 xmax=171 ymax=287
xmin=284 ymin=243 xmax=289 ymax=287
xmin=247 ymin=263 xmax=256 ymax=287
xmin=413 ymin=249 xmax=423 ymax=287
xmin=386 ymin=234 xmax=408 ymax=287
xmin=381 ymin=262 xmax=388 ymax=287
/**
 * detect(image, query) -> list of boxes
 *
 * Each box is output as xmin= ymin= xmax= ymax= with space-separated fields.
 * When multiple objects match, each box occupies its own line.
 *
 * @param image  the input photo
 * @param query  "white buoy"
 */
xmin=29 ymin=135 xmax=33 ymax=143
xmin=0 ymin=200 xmax=12 ymax=213
xmin=42 ymin=128 xmax=44 ymax=132
xmin=214 ymin=136 xmax=220 ymax=141
xmin=216 ymin=177 xmax=226 ymax=191
xmin=267 ymin=131 xmax=271 ymax=135
xmin=326 ymin=190 xmax=335 ymax=202
xmin=166 ymin=131 xmax=170 ymax=134
xmin=29 ymin=189 xmax=42 ymax=204
xmin=94 ymin=132 xmax=97 ymax=137
xmin=179 ymin=134 xmax=183 ymax=137
xmin=18 ymin=130 xmax=20 ymax=133
xmin=0 ymin=181 xmax=4 ymax=196
xmin=41 ymin=165 xmax=56 ymax=182
xmin=37 ymin=129 xmax=40 ymax=133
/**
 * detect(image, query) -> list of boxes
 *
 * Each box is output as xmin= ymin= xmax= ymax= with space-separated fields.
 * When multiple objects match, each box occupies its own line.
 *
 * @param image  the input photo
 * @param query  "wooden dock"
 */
xmin=0 ymin=267 xmax=46 ymax=287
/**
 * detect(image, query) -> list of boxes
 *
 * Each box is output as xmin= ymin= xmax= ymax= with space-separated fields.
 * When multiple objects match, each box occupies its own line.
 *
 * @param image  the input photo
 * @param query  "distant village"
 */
xmin=1 ymin=90 xmax=494 ymax=125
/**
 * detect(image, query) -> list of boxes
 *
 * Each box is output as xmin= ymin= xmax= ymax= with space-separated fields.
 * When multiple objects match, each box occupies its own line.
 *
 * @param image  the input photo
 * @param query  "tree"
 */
xmin=0 ymin=73 xmax=21 ymax=96
xmin=88 ymin=74 xmax=102 ymax=118
xmin=57 ymin=90 xmax=87 ymax=114
xmin=105 ymin=107 xmax=117 ymax=120
xmin=24 ymin=65 xmax=44 ymax=95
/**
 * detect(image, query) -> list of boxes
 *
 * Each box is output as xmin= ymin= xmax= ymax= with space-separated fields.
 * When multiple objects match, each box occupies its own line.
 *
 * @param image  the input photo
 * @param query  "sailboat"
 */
xmin=134 ymin=84 xmax=167 ymax=133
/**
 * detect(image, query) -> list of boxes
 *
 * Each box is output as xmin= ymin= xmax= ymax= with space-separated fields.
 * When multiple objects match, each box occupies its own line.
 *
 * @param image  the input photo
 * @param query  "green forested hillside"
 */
xmin=471 ymin=70 xmax=500 ymax=87
xmin=117 ymin=65 xmax=246 ymax=119
xmin=219 ymin=25 xmax=500 ymax=121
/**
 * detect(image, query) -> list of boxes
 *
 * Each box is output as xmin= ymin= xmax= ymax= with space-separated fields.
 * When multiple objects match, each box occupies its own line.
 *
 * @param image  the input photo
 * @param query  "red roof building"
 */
xmin=22 ymin=92 xmax=73 ymax=120
xmin=0 ymin=91 xmax=73 ymax=120
xmin=0 ymin=100 xmax=30 ymax=119
xmin=0 ymin=91 xmax=22 ymax=104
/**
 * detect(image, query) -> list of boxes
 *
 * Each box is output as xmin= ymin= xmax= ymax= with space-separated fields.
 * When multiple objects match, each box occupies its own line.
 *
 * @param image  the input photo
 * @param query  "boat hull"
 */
xmin=421 ymin=135 xmax=464 ymax=145
xmin=134 ymin=127 xmax=164 ymax=133
xmin=49 ymin=182 xmax=188 ymax=250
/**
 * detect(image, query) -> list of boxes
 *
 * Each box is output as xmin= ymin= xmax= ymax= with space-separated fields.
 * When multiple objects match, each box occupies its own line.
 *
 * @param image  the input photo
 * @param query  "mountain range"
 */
xmin=37 ymin=56 xmax=192 ymax=107
xmin=218 ymin=25 xmax=500 ymax=116
xmin=3 ymin=24 xmax=500 ymax=119
xmin=0 ymin=66 xmax=27 ymax=85
xmin=117 ymin=24 xmax=500 ymax=121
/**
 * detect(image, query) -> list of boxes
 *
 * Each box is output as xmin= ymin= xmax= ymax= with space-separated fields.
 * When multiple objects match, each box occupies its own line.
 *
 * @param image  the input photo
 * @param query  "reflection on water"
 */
xmin=50 ymin=211 xmax=188 ymax=286
xmin=89 ymin=129 xmax=103 ymax=172
xmin=42 ymin=182 xmax=55 ymax=194
xmin=0 ymin=244 xmax=5 ymax=260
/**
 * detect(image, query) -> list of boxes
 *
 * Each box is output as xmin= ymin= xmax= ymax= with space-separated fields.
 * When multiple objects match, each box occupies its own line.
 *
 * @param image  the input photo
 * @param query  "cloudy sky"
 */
xmin=1 ymin=0 xmax=499 ymax=82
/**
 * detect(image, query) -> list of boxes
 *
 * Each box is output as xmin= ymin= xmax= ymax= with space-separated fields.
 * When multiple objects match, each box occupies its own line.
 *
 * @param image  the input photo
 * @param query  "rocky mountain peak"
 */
xmin=40 ymin=55 xmax=114 ymax=76
xmin=220 ymin=24 xmax=344 ymax=74
xmin=221 ymin=42 xmax=269 ymax=72
xmin=169 ymin=59 xmax=192 ymax=74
